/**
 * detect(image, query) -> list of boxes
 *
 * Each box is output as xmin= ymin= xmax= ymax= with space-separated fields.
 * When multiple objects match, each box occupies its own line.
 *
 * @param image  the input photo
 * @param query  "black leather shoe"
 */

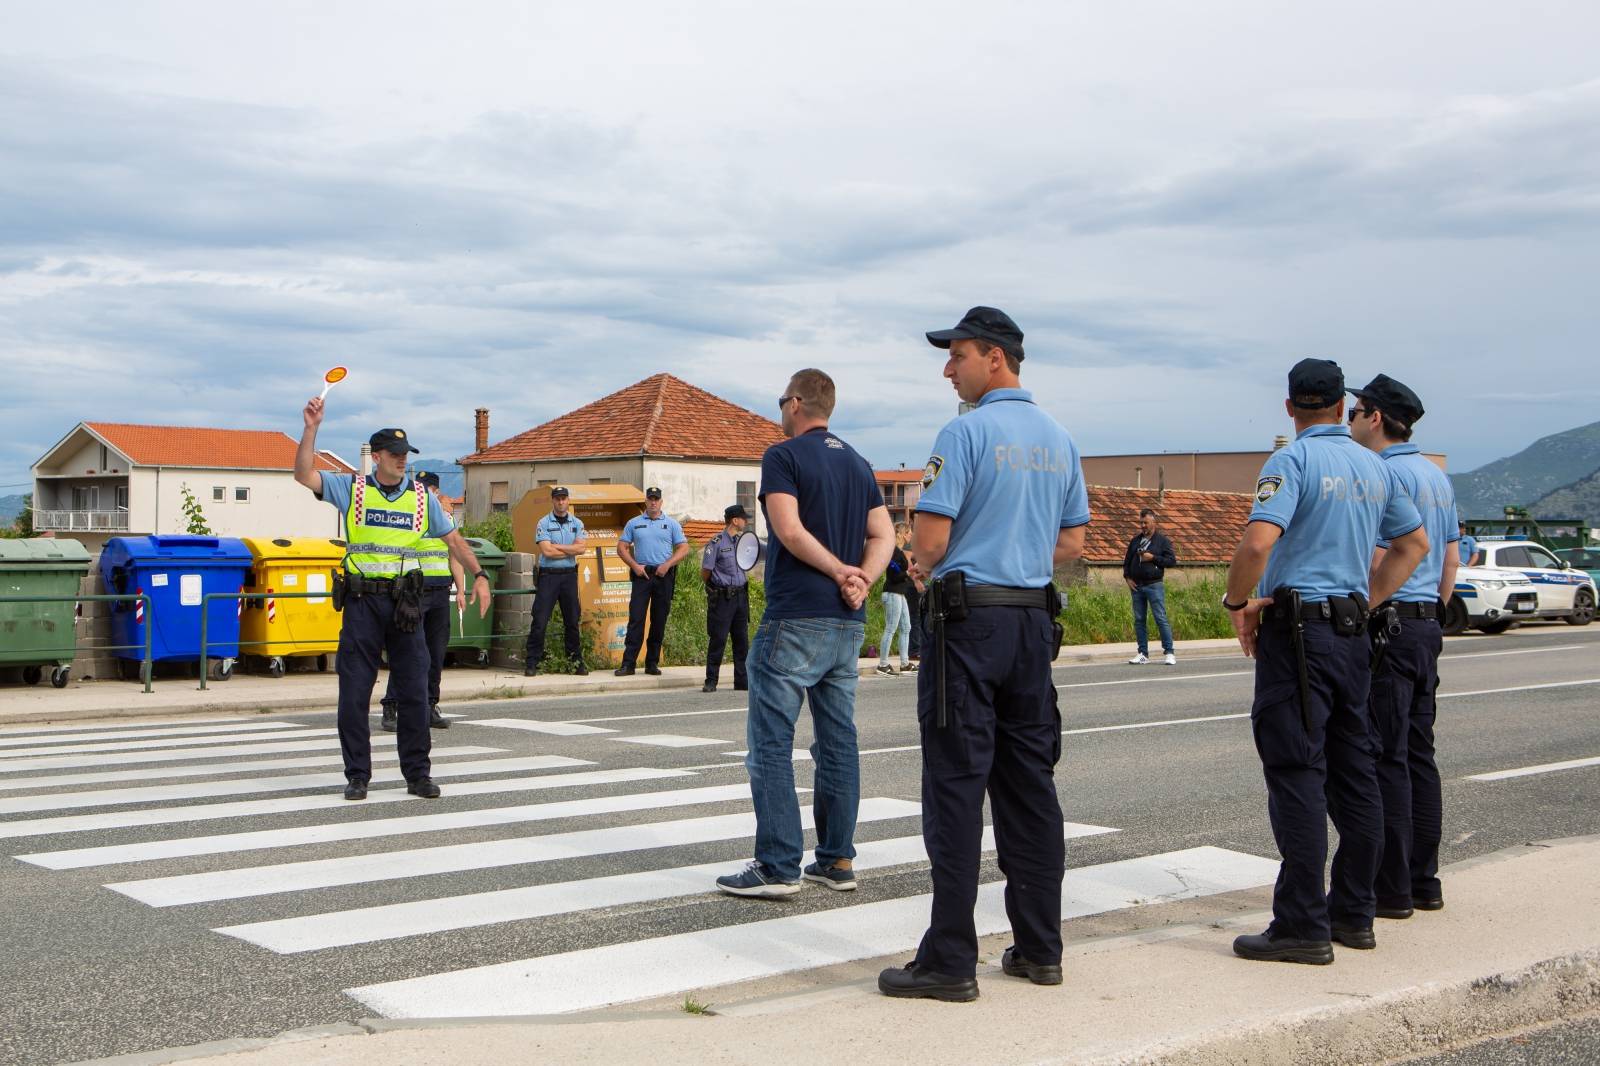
xmin=1331 ymin=925 xmax=1376 ymax=950
xmin=379 ymin=704 xmax=397 ymax=732
xmin=1232 ymin=932 xmax=1334 ymax=965
xmin=343 ymin=778 xmax=368 ymax=801
xmin=644 ymin=664 xmax=662 ymax=676
xmin=877 ymin=962 xmax=979 ymax=1002
xmin=1376 ymin=904 xmax=1414 ymax=920
xmin=523 ymin=665 xmax=539 ymax=677
xmin=429 ymin=705 xmax=449 ymax=729
xmin=614 ymin=664 xmax=635 ymax=676
xmin=406 ymin=778 xmax=441 ymax=799
xmin=1001 ymin=946 xmax=1063 ymax=985
xmin=573 ymin=663 xmax=589 ymax=676
xmin=702 ymin=681 xmax=717 ymax=693
xmin=1413 ymin=895 xmax=1444 ymax=911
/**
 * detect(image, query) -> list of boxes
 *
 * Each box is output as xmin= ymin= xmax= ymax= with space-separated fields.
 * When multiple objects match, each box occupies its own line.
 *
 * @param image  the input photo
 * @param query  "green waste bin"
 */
xmin=447 ymin=537 xmax=507 ymax=667
xmin=0 ymin=538 xmax=92 ymax=688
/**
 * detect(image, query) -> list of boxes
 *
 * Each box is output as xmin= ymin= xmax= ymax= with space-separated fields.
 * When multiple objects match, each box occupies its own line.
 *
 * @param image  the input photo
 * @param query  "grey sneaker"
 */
xmin=875 ymin=663 xmax=896 ymax=676
xmin=803 ymin=860 xmax=857 ymax=891
xmin=716 ymin=861 xmax=800 ymax=898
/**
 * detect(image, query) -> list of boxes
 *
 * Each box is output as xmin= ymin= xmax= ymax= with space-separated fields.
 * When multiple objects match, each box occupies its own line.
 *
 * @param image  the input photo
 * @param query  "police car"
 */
xmin=1445 ymin=538 xmax=1597 ymax=634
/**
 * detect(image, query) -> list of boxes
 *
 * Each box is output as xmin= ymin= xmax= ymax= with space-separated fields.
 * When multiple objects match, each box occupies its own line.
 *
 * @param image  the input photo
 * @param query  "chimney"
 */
xmin=474 ymin=408 xmax=490 ymax=454
xmin=1272 ymin=435 xmax=1290 ymax=451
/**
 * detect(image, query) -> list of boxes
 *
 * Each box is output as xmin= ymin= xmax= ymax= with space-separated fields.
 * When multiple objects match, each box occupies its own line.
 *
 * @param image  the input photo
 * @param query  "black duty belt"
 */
xmin=1263 ymin=595 xmax=1364 ymax=625
xmin=707 ymin=584 xmax=745 ymax=599
xmin=1385 ymin=601 xmax=1440 ymax=620
xmin=344 ymin=573 xmax=397 ymax=596
xmin=964 ymin=585 xmax=1055 ymax=610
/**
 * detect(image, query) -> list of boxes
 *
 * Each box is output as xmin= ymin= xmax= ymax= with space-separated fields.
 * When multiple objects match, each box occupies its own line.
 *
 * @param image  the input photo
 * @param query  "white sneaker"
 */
xmin=1127 ymin=653 xmax=1148 ymax=665
xmin=1164 ymin=653 xmax=1177 ymax=666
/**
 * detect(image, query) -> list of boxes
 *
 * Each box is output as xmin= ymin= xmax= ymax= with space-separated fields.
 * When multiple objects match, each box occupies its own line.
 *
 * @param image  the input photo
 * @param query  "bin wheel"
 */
xmin=50 ymin=666 xmax=70 ymax=689
xmin=267 ymin=656 xmax=286 ymax=679
xmin=21 ymin=665 xmax=42 ymax=686
xmin=214 ymin=658 xmax=235 ymax=681
xmin=477 ymin=649 xmax=490 ymax=668
xmin=317 ymin=654 xmax=329 ymax=672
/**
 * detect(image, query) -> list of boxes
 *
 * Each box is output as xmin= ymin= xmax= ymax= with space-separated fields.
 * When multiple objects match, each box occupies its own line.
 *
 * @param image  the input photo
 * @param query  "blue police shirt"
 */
xmin=1458 ymin=535 xmax=1478 ymax=566
xmin=914 ymin=388 xmax=1090 ymax=589
xmin=1376 ymin=443 xmax=1460 ymax=603
xmin=535 ymin=511 xmax=586 ymax=571
xmin=1248 ymin=424 xmax=1423 ymax=602
xmin=759 ymin=427 xmax=883 ymax=621
xmin=702 ymin=531 xmax=748 ymax=588
xmin=316 ymin=473 xmax=455 ymax=540
xmin=621 ymin=513 xmax=686 ymax=567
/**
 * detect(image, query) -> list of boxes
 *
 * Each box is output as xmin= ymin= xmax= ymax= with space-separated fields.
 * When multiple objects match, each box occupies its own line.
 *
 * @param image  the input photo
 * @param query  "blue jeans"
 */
xmin=744 ymin=616 xmax=865 ymax=880
xmin=879 ymin=591 xmax=910 ymax=666
xmin=1131 ymin=582 xmax=1174 ymax=655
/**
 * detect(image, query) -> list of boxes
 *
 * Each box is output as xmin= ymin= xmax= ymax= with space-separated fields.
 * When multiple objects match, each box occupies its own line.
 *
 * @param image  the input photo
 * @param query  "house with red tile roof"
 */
xmin=459 ymin=374 xmax=785 ymax=537
xmin=31 ymin=422 xmax=354 ymax=548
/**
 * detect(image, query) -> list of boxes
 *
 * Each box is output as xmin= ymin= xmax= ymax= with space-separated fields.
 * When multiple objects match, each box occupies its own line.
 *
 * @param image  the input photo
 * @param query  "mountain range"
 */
xmin=1450 ymin=419 xmax=1600 ymax=525
xmin=0 ymin=494 xmax=26 ymax=525
xmin=411 ymin=460 xmax=465 ymax=499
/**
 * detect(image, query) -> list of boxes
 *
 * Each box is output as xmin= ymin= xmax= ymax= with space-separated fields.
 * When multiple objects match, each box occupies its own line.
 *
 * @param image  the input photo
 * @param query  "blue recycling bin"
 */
xmin=100 ymin=535 xmax=253 ymax=680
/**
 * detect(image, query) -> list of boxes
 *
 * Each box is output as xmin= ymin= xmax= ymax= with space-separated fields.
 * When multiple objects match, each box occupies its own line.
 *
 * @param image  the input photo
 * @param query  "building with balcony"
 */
xmin=31 ymin=422 xmax=354 ymax=549
xmin=459 ymin=374 xmax=785 ymax=537
xmin=875 ymin=467 xmax=924 ymax=528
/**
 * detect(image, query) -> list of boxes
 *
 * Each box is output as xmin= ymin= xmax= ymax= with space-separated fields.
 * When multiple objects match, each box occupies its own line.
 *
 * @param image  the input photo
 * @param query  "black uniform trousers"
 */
xmin=526 ymin=568 xmax=582 ymax=667
xmin=382 ymin=582 xmax=451 ymax=711
xmin=336 ymin=587 xmax=431 ymax=783
xmin=1368 ymin=616 xmax=1444 ymax=907
xmin=704 ymin=584 xmax=749 ymax=687
xmin=622 ymin=567 xmax=676 ymax=669
xmin=1252 ymin=619 xmax=1381 ymax=940
xmin=914 ymin=605 xmax=1065 ymax=979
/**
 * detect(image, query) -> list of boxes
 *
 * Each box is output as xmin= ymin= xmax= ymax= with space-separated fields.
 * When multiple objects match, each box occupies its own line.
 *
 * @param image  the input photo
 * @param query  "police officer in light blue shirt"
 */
xmin=524 ymin=486 xmax=588 ymax=677
xmin=1456 ymin=523 xmax=1478 ymax=567
xmin=1349 ymin=374 xmax=1458 ymax=919
xmin=615 ymin=487 xmax=689 ymax=675
xmin=879 ymin=306 xmax=1090 ymax=1003
xmin=1224 ymin=358 xmax=1428 ymax=966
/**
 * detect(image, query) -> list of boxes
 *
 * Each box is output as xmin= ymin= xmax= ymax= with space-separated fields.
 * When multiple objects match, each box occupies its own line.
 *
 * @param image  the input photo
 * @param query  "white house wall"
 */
xmin=641 ymin=459 xmax=766 ymax=537
xmin=463 ymin=459 xmax=644 ymax=523
xmin=145 ymin=469 xmax=344 ymax=540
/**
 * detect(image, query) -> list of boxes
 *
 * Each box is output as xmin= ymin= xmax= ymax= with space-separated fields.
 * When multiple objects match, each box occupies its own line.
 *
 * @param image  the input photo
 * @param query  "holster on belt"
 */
xmin=926 ymin=573 xmax=967 ymax=729
xmin=331 ymin=570 xmax=348 ymax=613
xmin=1272 ymin=586 xmax=1314 ymax=733
xmin=392 ymin=569 xmax=425 ymax=633
xmin=1047 ymin=583 xmax=1065 ymax=660
xmin=1368 ymin=602 xmax=1402 ymax=675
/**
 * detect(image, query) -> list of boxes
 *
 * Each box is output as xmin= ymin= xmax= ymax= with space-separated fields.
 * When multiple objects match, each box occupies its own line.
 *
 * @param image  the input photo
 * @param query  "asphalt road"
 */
xmin=1 ymin=624 xmax=1596 ymax=1065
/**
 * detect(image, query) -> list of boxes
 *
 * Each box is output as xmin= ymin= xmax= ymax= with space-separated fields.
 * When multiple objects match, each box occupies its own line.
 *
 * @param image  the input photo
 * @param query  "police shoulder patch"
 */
xmin=1255 ymin=475 xmax=1284 ymax=504
xmin=922 ymin=456 xmax=944 ymax=488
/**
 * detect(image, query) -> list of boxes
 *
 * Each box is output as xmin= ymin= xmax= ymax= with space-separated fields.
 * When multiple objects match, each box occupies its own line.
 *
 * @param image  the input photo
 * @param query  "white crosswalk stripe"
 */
xmin=0 ymin=746 xmax=507 ymax=793
xmin=0 ymin=720 xmax=304 ymax=748
xmin=0 ymin=736 xmax=373 ymax=773
xmin=0 ymin=714 xmax=259 ymax=738
xmin=466 ymin=719 xmax=618 ymax=736
xmin=0 ymin=727 xmax=333 ymax=759
xmin=346 ymin=846 xmax=1280 ymax=1017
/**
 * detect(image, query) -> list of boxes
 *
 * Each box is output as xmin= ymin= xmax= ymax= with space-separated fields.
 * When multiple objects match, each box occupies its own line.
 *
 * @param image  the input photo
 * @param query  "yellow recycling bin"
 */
xmin=239 ymin=537 xmax=345 ymax=677
xmin=512 ymin=485 xmax=646 ymax=667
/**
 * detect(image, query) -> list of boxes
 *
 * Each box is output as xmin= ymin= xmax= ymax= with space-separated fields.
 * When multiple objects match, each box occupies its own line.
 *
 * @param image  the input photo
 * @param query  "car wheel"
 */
xmin=1566 ymin=588 xmax=1595 ymax=626
xmin=1442 ymin=597 xmax=1470 ymax=637
xmin=1477 ymin=619 xmax=1515 ymax=635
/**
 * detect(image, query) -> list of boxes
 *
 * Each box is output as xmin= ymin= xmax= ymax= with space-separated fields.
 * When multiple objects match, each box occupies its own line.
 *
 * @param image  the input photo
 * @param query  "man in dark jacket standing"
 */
xmin=1124 ymin=508 xmax=1178 ymax=665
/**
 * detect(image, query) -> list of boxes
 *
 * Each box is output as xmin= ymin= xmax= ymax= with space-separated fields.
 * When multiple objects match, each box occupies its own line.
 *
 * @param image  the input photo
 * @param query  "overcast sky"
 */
xmin=4 ymin=0 xmax=1599 ymax=497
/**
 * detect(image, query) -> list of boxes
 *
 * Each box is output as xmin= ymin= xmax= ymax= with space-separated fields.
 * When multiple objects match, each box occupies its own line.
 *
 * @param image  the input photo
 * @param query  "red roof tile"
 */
xmin=462 ymin=374 xmax=785 ymax=465
xmin=681 ymin=519 xmax=727 ymax=545
xmin=876 ymin=470 xmax=924 ymax=483
xmin=84 ymin=423 xmax=353 ymax=473
xmin=1083 ymin=486 xmax=1254 ymax=565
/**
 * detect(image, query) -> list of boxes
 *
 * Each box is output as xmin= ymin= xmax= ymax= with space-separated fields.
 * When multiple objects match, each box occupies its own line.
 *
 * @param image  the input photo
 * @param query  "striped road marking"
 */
xmin=0 ymin=721 xmax=304 ymax=748
xmin=466 ymin=719 xmax=618 ymax=736
xmin=0 ymin=728 xmax=334 ymax=759
xmin=1466 ymin=755 xmax=1600 ymax=781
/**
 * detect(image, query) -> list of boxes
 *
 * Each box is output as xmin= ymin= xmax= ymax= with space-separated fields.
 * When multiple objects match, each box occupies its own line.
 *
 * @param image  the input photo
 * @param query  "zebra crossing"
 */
xmin=0 ymin=709 xmax=1281 ymax=1021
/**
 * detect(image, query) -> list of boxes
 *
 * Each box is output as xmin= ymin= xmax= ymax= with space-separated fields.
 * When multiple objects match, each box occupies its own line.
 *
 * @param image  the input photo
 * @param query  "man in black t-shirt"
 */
xmin=715 ymin=368 xmax=895 ymax=898
xmin=877 ymin=522 xmax=918 ymax=675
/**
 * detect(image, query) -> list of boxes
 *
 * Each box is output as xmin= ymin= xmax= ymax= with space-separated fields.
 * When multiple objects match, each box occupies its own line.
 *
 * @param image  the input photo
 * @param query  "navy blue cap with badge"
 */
xmin=550 ymin=485 xmax=570 ymax=498
xmin=1349 ymin=374 xmax=1425 ymax=426
xmin=1287 ymin=359 xmax=1344 ymax=409
xmin=415 ymin=470 xmax=440 ymax=490
xmin=926 ymin=307 xmax=1025 ymax=361
xmin=645 ymin=486 xmax=663 ymax=500
xmin=724 ymin=504 xmax=749 ymax=521
xmin=369 ymin=428 xmax=419 ymax=454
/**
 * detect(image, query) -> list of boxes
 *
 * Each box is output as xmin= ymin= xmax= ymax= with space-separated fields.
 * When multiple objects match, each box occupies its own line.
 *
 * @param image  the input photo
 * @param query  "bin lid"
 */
xmin=101 ymin=535 xmax=254 ymax=567
xmin=0 ymin=537 xmax=92 ymax=567
xmin=463 ymin=538 xmax=507 ymax=561
xmin=240 ymin=537 xmax=347 ymax=563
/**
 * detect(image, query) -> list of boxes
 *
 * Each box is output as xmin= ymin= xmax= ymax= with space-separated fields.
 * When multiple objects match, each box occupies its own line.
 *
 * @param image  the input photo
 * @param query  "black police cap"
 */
xmin=550 ymin=485 xmax=569 ymax=498
xmin=369 ymin=428 xmax=419 ymax=454
xmin=1287 ymin=359 xmax=1344 ymax=408
xmin=724 ymin=504 xmax=749 ymax=521
xmin=926 ymin=306 xmax=1025 ymax=361
xmin=1349 ymin=373 xmax=1425 ymax=426
xmin=415 ymin=470 xmax=440 ymax=490
xmin=645 ymin=486 xmax=663 ymax=499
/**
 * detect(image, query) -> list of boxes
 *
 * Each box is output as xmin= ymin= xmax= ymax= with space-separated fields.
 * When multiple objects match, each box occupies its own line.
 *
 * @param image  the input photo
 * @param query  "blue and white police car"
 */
xmin=1444 ymin=537 xmax=1597 ymax=634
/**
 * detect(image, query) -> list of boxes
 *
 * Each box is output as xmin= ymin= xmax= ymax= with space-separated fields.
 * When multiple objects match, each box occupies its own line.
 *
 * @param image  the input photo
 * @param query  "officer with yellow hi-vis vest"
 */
xmin=380 ymin=470 xmax=465 ymax=733
xmin=296 ymin=397 xmax=489 ymax=801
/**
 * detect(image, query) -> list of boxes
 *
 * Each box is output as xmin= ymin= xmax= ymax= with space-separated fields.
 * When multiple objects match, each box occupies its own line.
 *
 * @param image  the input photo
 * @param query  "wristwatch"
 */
xmin=1222 ymin=596 xmax=1249 ymax=612
xmin=472 ymin=571 xmax=489 ymax=584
